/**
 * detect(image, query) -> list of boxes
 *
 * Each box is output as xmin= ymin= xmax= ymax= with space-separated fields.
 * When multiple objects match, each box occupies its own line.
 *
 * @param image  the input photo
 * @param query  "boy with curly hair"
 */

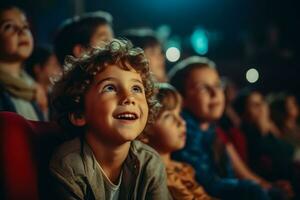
xmin=49 ymin=39 xmax=171 ymax=200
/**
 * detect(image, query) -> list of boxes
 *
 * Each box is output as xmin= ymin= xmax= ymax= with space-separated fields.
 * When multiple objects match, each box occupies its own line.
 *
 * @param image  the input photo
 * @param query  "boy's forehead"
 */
xmin=93 ymin=64 xmax=142 ymax=82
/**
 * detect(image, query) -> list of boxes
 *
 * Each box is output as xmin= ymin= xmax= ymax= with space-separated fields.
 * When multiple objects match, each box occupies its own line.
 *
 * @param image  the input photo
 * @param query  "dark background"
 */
xmin=4 ymin=0 xmax=300 ymax=97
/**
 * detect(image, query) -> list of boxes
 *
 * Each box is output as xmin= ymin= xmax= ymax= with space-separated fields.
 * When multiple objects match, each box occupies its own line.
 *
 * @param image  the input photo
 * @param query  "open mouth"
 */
xmin=179 ymin=132 xmax=186 ymax=138
xmin=114 ymin=112 xmax=138 ymax=120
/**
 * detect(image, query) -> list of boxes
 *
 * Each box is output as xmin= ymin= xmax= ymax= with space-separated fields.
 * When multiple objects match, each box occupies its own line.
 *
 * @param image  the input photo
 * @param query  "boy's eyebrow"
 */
xmin=96 ymin=77 xmax=143 ymax=85
xmin=96 ymin=77 xmax=115 ymax=86
xmin=131 ymin=78 xmax=143 ymax=85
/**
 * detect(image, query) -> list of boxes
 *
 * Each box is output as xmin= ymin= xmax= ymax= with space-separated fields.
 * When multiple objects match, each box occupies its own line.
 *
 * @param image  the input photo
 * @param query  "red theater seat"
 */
xmin=0 ymin=112 xmax=63 ymax=200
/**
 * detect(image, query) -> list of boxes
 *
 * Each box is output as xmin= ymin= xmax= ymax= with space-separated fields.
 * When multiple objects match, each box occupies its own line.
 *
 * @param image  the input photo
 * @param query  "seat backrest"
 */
xmin=0 ymin=112 xmax=63 ymax=200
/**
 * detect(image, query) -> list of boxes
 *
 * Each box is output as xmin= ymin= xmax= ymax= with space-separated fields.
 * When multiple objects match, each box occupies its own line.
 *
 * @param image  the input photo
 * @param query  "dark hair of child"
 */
xmin=123 ymin=29 xmax=161 ymax=51
xmin=54 ymin=11 xmax=113 ymax=65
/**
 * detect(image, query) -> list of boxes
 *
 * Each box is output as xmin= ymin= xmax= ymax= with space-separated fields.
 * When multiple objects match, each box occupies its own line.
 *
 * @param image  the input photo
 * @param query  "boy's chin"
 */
xmin=118 ymin=132 xmax=140 ymax=142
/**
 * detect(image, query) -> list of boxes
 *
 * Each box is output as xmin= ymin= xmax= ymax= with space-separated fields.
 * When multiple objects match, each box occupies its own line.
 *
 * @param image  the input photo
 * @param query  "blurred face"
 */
xmin=0 ymin=8 xmax=33 ymax=62
xmin=285 ymin=96 xmax=299 ymax=119
xmin=39 ymin=55 xmax=61 ymax=84
xmin=225 ymin=83 xmax=238 ymax=103
xmin=144 ymin=45 xmax=166 ymax=82
xmin=184 ymin=67 xmax=225 ymax=122
xmin=244 ymin=92 xmax=269 ymax=123
xmin=149 ymin=102 xmax=186 ymax=153
xmin=83 ymin=64 xmax=149 ymax=145
xmin=89 ymin=24 xmax=113 ymax=47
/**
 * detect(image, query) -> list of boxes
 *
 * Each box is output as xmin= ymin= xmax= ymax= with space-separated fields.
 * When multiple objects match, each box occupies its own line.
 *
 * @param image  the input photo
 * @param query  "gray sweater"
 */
xmin=49 ymin=137 xmax=172 ymax=200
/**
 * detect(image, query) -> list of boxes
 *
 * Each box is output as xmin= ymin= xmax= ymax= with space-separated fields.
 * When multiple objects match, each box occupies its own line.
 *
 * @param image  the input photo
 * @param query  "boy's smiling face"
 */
xmin=83 ymin=64 xmax=149 ymax=145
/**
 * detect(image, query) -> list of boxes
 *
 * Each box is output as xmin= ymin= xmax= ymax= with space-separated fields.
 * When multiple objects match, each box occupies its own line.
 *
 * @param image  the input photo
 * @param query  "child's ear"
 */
xmin=69 ymin=112 xmax=86 ymax=126
xmin=72 ymin=44 xmax=86 ymax=58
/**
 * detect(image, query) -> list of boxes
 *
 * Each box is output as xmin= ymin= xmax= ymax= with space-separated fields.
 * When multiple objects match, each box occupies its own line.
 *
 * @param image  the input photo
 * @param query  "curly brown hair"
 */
xmin=51 ymin=39 xmax=159 ymax=134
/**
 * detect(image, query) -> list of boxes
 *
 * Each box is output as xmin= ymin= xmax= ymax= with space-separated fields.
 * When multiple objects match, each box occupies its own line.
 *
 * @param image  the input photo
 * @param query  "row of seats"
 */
xmin=0 ymin=112 xmax=64 ymax=200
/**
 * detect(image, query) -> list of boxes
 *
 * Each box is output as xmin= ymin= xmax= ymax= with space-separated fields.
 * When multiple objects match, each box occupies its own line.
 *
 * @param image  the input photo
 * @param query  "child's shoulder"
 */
xmin=50 ymin=137 xmax=85 ymax=176
xmin=131 ymin=140 xmax=161 ymax=158
xmin=131 ymin=140 xmax=164 ymax=167
xmin=130 ymin=140 xmax=167 ymax=180
xmin=52 ymin=137 xmax=82 ymax=158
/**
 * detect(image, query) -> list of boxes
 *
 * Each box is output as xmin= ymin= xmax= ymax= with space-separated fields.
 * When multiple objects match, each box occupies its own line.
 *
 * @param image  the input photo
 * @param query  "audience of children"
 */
xmin=1 ymin=3 xmax=300 ymax=200
xmin=49 ymin=39 xmax=171 ymax=199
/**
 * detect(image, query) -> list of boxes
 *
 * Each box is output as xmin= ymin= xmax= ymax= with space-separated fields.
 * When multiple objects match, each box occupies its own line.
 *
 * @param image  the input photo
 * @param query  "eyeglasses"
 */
xmin=192 ymin=82 xmax=224 ymax=95
xmin=0 ymin=21 xmax=30 ymax=34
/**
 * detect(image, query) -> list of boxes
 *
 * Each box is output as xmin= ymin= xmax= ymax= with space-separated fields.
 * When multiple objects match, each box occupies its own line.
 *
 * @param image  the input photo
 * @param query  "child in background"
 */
xmin=25 ymin=46 xmax=61 ymax=94
xmin=54 ymin=11 xmax=114 ymax=66
xmin=0 ymin=4 xmax=47 ymax=120
xmin=50 ymin=39 xmax=171 ymax=200
xmin=123 ymin=29 xmax=166 ymax=83
xmin=234 ymin=89 xmax=296 ymax=198
xmin=269 ymin=93 xmax=300 ymax=161
xmin=25 ymin=46 xmax=61 ymax=119
xmin=144 ymin=83 xmax=213 ymax=200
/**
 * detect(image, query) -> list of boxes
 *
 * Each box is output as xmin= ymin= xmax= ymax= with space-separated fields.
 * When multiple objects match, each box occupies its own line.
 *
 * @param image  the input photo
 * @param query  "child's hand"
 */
xmin=35 ymin=84 xmax=48 ymax=113
xmin=274 ymin=180 xmax=294 ymax=199
xmin=256 ymin=116 xmax=272 ymax=134
xmin=258 ymin=179 xmax=272 ymax=190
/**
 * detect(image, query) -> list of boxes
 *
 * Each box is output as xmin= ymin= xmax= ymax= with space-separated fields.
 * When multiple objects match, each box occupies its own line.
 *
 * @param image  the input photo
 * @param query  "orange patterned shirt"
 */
xmin=166 ymin=160 xmax=215 ymax=200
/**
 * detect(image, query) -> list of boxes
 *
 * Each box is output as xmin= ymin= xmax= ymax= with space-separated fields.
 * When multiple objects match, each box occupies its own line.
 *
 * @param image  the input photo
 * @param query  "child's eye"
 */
xmin=195 ymin=84 xmax=210 ymax=94
xmin=164 ymin=113 xmax=175 ymax=121
xmin=0 ymin=22 xmax=30 ymax=34
xmin=132 ymin=85 xmax=143 ymax=93
xmin=22 ymin=24 xmax=30 ymax=31
xmin=0 ymin=22 xmax=15 ymax=33
xmin=102 ymin=84 xmax=116 ymax=93
xmin=163 ymin=113 xmax=171 ymax=119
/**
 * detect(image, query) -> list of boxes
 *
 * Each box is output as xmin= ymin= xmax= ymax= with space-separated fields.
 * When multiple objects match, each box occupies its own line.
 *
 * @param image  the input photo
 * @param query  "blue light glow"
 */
xmin=190 ymin=28 xmax=209 ymax=55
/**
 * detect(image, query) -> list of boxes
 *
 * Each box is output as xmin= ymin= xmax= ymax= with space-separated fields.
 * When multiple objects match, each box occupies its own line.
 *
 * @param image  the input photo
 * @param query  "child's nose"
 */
xmin=177 ymin=116 xmax=186 ymax=127
xmin=120 ymin=92 xmax=136 ymax=105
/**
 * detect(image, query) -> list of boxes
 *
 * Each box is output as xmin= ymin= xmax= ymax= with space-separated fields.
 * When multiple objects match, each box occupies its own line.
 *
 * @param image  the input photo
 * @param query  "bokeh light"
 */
xmin=190 ymin=27 xmax=209 ymax=55
xmin=246 ymin=68 xmax=259 ymax=83
xmin=166 ymin=47 xmax=180 ymax=62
